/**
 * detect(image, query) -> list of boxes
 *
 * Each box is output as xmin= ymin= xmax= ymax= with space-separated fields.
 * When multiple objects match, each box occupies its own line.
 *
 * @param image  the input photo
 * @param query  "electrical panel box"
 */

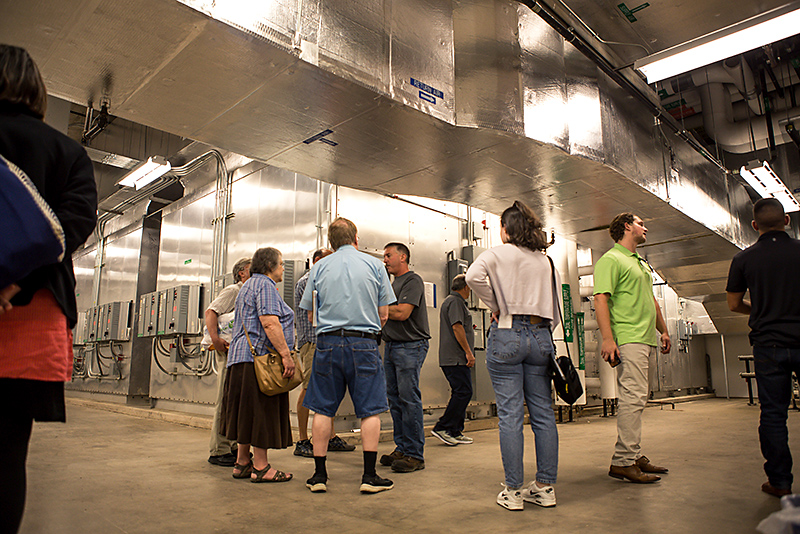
xmin=97 ymin=304 xmax=108 ymax=341
xmin=470 ymin=309 xmax=488 ymax=351
xmin=157 ymin=289 xmax=169 ymax=336
xmin=446 ymin=258 xmax=468 ymax=289
xmin=137 ymin=294 xmax=147 ymax=338
xmin=461 ymin=245 xmax=486 ymax=264
xmin=99 ymin=301 xmax=132 ymax=341
xmin=74 ymin=311 xmax=88 ymax=346
xmin=87 ymin=306 xmax=100 ymax=343
xmin=163 ymin=284 xmax=203 ymax=335
xmin=136 ymin=291 xmax=161 ymax=338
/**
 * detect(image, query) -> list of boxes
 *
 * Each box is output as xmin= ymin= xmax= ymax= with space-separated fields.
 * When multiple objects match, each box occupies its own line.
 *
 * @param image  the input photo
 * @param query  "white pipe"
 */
xmin=699 ymin=82 xmax=800 ymax=153
xmin=584 ymin=377 xmax=601 ymax=389
xmin=722 ymin=57 xmax=760 ymax=116
xmin=720 ymin=334 xmax=730 ymax=400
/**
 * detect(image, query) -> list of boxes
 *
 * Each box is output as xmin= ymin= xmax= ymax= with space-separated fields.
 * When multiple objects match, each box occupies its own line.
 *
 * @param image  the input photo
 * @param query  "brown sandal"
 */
xmin=251 ymin=463 xmax=293 ymax=483
xmin=232 ymin=461 xmax=253 ymax=479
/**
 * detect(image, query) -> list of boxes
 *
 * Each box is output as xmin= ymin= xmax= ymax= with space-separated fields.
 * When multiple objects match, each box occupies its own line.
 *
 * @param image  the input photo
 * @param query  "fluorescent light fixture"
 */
xmin=740 ymin=160 xmax=800 ymax=213
xmin=117 ymin=156 xmax=172 ymax=190
xmin=634 ymin=3 xmax=800 ymax=83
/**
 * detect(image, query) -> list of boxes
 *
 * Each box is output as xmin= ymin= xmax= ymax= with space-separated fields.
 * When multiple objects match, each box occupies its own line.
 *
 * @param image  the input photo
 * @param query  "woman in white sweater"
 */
xmin=466 ymin=200 xmax=561 ymax=511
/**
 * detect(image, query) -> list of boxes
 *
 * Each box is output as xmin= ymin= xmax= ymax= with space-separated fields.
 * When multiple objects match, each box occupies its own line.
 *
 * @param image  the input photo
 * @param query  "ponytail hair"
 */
xmin=500 ymin=200 xmax=549 ymax=252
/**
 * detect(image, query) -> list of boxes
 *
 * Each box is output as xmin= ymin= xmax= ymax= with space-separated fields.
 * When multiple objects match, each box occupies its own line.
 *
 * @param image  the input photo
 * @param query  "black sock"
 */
xmin=314 ymin=456 xmax=327 ymax=478
xmin=363 ymin=451 xmax=377 ymax=477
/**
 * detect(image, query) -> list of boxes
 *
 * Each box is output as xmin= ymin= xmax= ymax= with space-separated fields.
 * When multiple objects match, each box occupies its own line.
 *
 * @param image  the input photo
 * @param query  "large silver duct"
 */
xmin=1 ymin=0 xmax=756 ymax=331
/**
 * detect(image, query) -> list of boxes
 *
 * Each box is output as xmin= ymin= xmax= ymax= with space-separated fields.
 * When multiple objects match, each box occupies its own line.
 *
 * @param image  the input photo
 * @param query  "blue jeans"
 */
xmin=487 ymin=317 xmax=558 ymax=488
xmin=753 ymin=345 xmax=800 ymax=490
xmin=384 ymin=339 xmax=429 ymax=460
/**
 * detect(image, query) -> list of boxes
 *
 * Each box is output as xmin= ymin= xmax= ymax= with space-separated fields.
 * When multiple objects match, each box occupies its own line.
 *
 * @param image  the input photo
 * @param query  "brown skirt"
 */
xmin=220 ymin=362 xmax=292 ymax=450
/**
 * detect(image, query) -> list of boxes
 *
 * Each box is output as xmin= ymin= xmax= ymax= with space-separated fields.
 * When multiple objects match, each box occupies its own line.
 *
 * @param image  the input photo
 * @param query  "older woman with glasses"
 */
xmin=221 ymin=247 xmax=296 ymax=483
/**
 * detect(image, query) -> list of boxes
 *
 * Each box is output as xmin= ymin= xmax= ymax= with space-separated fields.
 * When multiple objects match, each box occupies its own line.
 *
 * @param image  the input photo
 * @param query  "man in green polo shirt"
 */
xmin=594 ymin=213 xmax=672 ymax=484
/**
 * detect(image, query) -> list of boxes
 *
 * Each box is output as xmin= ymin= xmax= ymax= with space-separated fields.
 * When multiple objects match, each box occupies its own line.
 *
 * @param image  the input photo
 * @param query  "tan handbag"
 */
xmin=243 ymin=327 xmax=303 ymax=396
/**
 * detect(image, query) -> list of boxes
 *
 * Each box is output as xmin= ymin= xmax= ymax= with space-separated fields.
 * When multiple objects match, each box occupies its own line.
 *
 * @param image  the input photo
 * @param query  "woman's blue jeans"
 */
xmin=486 ymin=317 xmax=558 ymax=488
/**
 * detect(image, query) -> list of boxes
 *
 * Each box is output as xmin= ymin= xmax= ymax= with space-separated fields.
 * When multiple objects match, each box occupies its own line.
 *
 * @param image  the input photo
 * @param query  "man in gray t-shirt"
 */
xmin=380 ymin=242 xmax=430 ymax=473
xmin=431 ymin=274 xmax=476 ymax=446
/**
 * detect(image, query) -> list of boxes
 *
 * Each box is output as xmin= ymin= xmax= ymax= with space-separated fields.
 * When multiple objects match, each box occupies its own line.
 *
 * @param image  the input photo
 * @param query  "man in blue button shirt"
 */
xmin=300 ymin=217 xmax=396 ymax=494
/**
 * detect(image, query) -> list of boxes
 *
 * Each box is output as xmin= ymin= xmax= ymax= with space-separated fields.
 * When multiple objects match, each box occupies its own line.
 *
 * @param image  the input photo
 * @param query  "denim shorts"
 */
xmin=302 ymin=334 xmax=389 ymax=419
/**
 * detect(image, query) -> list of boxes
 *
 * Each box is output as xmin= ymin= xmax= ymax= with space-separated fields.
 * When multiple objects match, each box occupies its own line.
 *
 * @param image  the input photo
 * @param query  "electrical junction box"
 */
xmin=100 ymin=301 xmax=132 ymax=341
xmin=163 ymin=284 xmax=203 ymax=335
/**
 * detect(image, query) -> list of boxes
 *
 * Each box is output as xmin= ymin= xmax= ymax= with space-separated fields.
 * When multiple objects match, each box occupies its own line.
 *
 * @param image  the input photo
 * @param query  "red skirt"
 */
xmin=0 ymin=288 xmax=73 ymax=381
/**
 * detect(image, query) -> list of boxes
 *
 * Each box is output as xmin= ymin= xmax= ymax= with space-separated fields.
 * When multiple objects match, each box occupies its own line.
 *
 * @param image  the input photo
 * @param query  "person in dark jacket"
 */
xmin=0 ymin=44 xmax=97 ymax=534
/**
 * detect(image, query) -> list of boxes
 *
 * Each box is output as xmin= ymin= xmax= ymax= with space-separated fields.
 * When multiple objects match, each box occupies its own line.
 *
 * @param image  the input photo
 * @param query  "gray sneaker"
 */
xmin=431 ymin=428 xmax=458 ymax=446
xmin=451 ymin=433 xmax=473 ymax=444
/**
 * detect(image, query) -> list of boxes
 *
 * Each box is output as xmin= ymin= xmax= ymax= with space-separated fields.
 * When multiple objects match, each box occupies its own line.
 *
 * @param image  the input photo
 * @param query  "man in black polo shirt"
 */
xmin=726 ymin=197 xmax=800 ymax=498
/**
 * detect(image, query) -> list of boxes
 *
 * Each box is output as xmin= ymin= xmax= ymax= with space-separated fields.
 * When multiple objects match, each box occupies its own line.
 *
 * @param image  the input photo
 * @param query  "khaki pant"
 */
xmin=611 ymin=343 xmax=656 ymax=466
xmin=209 ymin=349 xmax=236 ymax=456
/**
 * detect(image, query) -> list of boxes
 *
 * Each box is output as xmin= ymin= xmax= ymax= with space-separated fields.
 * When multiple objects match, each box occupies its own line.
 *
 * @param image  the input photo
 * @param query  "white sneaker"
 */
xmin=497 ymin=484 xmax=524 ymax=511
xmin=521 ymin=481 xmax=556 ymax=507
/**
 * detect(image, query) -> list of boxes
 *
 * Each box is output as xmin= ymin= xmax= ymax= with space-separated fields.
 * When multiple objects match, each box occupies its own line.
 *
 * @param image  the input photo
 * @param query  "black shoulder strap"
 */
xmin=547 ymin=256 xmax=571 ymax=361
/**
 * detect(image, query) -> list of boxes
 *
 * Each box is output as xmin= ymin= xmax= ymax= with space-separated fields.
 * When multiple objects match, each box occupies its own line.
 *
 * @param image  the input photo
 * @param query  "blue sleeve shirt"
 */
xmin=299 ymin=245 xmax=396 ymax=334
xmin=228 ymin=274 xmax=295 ymax=366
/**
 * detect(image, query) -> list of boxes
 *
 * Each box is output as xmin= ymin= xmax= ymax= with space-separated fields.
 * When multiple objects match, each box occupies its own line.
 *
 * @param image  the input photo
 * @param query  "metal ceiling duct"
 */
xmin=0 ymin=0 xmax=758 ymax=332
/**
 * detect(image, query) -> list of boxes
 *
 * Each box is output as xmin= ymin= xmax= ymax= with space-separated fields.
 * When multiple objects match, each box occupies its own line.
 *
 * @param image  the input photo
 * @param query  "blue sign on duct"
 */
xmin=411 ymin=78 xmax=444 ymax=104
xmin=419 ymin=91 xmax=436 ymax=104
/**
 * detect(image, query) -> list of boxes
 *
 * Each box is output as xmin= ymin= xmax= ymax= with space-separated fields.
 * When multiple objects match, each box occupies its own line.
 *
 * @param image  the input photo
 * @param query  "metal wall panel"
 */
xmin=150 ymin=188 xmax=216 ymax=404
xmin=98 ymin=227 xmax=143 ymax=304
xmin=73 ymin=246 xmax=97 ymax=314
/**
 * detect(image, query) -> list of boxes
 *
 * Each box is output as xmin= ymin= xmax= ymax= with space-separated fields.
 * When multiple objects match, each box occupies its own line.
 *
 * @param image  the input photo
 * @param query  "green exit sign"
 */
xmin=618 ymin=2 xmax=650 ymax=22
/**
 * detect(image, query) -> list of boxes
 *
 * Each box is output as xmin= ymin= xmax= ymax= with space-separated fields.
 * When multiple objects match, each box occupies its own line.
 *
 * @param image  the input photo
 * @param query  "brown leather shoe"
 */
xmin=762 ymin=482 xmax=791 ymax=497
xmin=636 ymin=455 xmax=668 ymax=474
xmin=609 ymin=464 xmax=661 ymax=483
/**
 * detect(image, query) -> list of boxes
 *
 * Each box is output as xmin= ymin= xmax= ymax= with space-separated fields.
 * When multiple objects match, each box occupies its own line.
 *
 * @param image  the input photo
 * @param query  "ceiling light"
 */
xmin=634 ymin=3 xmax=800 ymax=83
xmin=117 ymin=156 xmax=172 ymax=190
xmin=740 ymin=161 xmax=800 ymax=213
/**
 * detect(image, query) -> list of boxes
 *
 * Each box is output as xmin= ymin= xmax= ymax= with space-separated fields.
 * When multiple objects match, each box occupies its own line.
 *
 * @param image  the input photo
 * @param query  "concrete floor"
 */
xmin=18 ymin=398 xmax=795 ymax=534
